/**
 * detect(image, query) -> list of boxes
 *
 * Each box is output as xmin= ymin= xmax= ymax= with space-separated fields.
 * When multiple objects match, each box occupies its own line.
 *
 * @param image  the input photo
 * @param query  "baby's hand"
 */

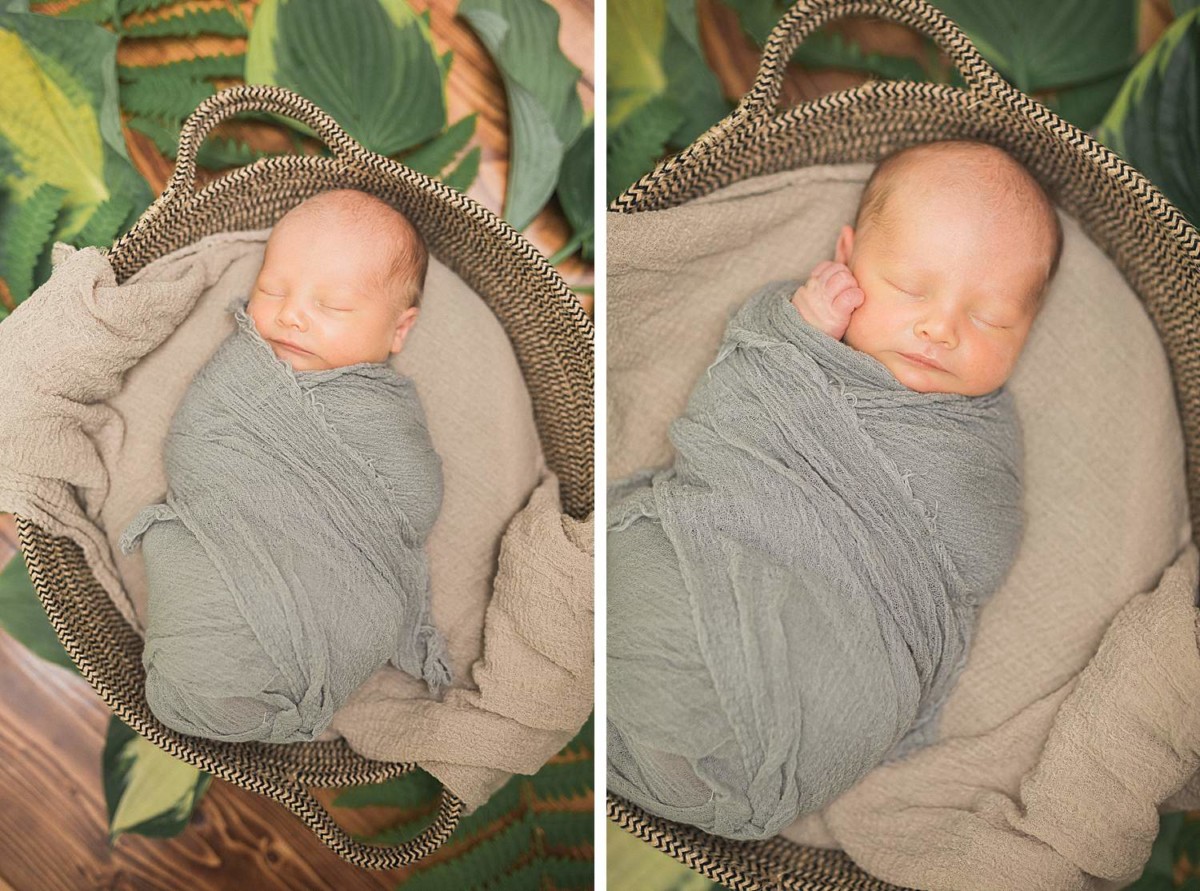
xmin=790 ymin=261 xmax=865 ymax=341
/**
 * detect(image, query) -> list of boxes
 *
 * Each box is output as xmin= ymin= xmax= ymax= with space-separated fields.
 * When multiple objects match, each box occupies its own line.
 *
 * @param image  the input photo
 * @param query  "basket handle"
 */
xmin=166 ymin=85 xmax=360 ymax=200
xmin=277 ymin=779 xmax=465 ymax=870
xmin=740 ymin=0 xmax=1011 ymax=118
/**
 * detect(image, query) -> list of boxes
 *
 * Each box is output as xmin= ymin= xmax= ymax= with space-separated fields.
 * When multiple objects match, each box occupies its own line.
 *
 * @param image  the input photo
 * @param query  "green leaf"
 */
xmin=442 ymin=144 xmax=481 ymax=192
xmin=103 ymin=716 xmax=211 ymax=841
xmin=565 ymin=712 xmax=593 ymax=756
xmin=118 ymin=52 xmax=245 ymax=83
xmin=661 ymin=0 xmax=730 ymax=144
xmin=117 ymin=0 xmax=178 ymax=13
xmin=1047 ymin=66 xmax=1132 ymax=132
xmin=790 ymin=30 xmax=929 ymax=83
xmin=403 ymin=114 xmax=476 ymax=176
xmin=403 ymin=814 xmax=534 ymax=891
xmin=70 ymin=193 xmax=131 ymax=249
xmin=608 ymin=0 xmax=670 ymax=128
xmin=333 ymin=767 xmax=441 ymax=809
xmin=607 ymin=94 xmax=684 ymax=203
xmin=929 ymin=0 xmax=1137 ymax=94
xmin=0 ymin=548 xmax=77 ymax=672
xmin=128 ymin=115 xmax=271 ymax=171
xmin=0 ymin=182 xmax=66 ymax=303
xmin=1175 ymin=0 xmax=1200 ymax=14
xmin=528 ymin=758 xmax=591 ymax=802
xmin=246 ymin=0 xmax=446 ymax=156
xmin=1096 ymin=8 xmax=1200 ymax=226
xmin=534 ymin=809 xmax=592 ymax=851
xmin=57 ymin=0 xmax=117 ymax=25
xmin=3 ymin=1 xmax=28 ymax=12
xmin=459 ymin=0 xmax=583 ymax=230
xmin=555 ymin=121 xmax=593 ymax=261
xmin=122 ymin=7 xmax=247 ymax=38
xmin=118 ymin=73 xmax=215 ymax=121
xmin=0 ymin=12 xmax=152 ymax=239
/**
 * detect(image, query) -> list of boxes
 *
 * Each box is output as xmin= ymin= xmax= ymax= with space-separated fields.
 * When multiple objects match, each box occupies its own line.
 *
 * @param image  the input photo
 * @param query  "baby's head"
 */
xmin=839 ymin=140 xmax=1062 ymax=396
xmin=248 ymin=189 xmax=429 ymax=371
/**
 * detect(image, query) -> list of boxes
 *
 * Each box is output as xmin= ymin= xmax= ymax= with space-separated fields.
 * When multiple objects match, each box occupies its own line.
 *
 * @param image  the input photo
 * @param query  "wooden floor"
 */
xmin=0 ymin=0 xmax=593 ymax=887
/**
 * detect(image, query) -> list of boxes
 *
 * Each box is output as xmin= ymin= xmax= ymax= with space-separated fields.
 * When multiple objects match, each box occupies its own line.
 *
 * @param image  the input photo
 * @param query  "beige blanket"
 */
xmin=609 ymin=163 xmax=1200 ymax=890
xmin=0 ymin=232 xmax=593 ymax=810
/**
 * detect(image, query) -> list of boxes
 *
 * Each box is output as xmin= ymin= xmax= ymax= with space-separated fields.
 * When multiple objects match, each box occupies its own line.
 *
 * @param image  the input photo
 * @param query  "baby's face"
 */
xmin=840 ymin=180 xmax=1050 ymax=397
xmin=248 ymin=214 xmax=417 ymax=372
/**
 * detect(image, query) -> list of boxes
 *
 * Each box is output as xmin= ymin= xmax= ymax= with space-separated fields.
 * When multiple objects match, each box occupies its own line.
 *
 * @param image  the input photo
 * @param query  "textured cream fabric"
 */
xmin=609 ymin=163 xmax=1197 ymax=890
xmin=0 ymin=229 xmax=593 ymax=809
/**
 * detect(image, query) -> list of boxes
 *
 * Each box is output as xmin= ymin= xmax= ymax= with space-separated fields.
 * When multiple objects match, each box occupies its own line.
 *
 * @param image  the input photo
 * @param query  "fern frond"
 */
xmin=403 ymin=815 xmax=534 ymax=891
xmin=483 ymin=857 xmax=593 ymax=891
xmin=564 ymin=713 xmax=593 ymax=756
xmin=122 ymin=7 xmax=247 ymax=38
xmin=528 ymin=759 xmax=591 ymax=803
xmin=119 ymin=53 xmax=244 ymax=83
xmin=333 ymin=769 xmax=440 ymax=810
xmin=403 ymin=114 xmax=476 ymax=176
xmin=57 ymin=0 xmax=118 ymax=25
xmin=532 ymin=810 xmax=592 ymax=853
xmin=117 ymin=0 xmax=177 ymax=14
xmin=70 ymin=195 xmax=132 ymax=248
xmin=452 ymin=777 xmax=523 ymax=839
xmin=0 ymin=184 xmax=67 ymax=303
xmin=120 ymin=74 xmax=214 ymax=120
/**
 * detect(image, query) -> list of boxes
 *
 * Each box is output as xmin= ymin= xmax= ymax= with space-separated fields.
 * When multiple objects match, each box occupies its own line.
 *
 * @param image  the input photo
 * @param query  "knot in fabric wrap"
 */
xmin=607 ymin=281 xmax=1023 ymax=840
xmin=120 ymin=298 xmax=450 ymax=744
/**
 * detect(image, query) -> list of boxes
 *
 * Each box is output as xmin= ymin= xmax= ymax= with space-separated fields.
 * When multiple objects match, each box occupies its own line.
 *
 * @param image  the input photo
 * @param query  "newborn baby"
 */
xmin=121 ymin=189 xmax=450 ymax=745
xmin=608 ymin=141 xmax=1062 ymax=840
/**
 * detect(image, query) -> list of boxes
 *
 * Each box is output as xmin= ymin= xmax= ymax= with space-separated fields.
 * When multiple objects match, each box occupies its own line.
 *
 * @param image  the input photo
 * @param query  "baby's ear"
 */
xmin=390 ymin=305 xmax=419 ymax=354
xmin=835 ymin=224 xmax=855 ymax=266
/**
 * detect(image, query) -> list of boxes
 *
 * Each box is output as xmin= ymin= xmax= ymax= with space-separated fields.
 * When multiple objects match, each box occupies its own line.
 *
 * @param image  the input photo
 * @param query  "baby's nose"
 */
xmin=916 ymin=313 xmax=956 ymax=347
xmin=278 ymin=303 xmax=308 ymax=330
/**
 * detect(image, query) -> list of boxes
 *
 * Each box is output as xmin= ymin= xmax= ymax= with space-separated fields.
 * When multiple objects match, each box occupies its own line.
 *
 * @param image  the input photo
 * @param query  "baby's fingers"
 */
xmin=832 ymin=287 xmax=865 ymax=316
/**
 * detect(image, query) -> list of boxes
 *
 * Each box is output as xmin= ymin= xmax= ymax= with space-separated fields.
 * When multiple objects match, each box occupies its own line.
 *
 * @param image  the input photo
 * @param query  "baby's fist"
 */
xmin=790 ymin=261 xmax=865 ymax=341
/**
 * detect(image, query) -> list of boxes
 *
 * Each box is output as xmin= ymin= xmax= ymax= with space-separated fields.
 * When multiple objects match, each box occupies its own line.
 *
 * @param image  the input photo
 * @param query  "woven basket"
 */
xmin=607 ymin=0 xmax=1200 ymax=888
xmin=13 ymin=84 xmax=594 ymax=870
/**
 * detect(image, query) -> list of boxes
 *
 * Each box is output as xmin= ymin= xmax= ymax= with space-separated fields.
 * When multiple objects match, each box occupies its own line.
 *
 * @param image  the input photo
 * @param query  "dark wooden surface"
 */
xmin=0 ymin=0 xmax=593 ymax=887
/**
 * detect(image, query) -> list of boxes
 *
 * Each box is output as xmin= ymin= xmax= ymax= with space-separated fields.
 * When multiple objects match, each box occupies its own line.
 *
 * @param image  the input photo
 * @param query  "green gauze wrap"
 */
xmin=120 ymin=298 xmax=450 ymax=744
xmin=607 ymin=281 xmax=1024 ymax=840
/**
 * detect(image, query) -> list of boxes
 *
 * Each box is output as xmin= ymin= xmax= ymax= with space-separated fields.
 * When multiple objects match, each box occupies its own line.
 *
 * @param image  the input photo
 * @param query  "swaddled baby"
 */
xmin=120 ymin=189 xmax=450 ymax=745
xmin=608 ymin=141 xmax=1063 ymax=839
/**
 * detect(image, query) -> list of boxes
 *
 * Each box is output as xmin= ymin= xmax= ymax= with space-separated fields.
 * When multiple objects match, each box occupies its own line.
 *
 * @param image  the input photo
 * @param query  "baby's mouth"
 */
xmin=898 ymin=352 xmax=947 ymax=372
xmin=272 ymin=338 xmax=313 ymax=356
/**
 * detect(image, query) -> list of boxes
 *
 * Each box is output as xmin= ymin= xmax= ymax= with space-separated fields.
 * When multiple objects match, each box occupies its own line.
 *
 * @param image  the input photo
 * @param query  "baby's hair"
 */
xmin=284 ymin=189 xmax=429 ymax=308
xmin=856 ymin=140 xmax=1063 ymax=304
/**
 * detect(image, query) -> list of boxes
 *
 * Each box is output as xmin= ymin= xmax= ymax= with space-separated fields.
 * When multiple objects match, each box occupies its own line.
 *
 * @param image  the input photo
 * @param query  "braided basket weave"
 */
xmin=14 ymin=85 xmax=594 ymax=870
xmin=607 ymin=1 xmax=1200 ymax=888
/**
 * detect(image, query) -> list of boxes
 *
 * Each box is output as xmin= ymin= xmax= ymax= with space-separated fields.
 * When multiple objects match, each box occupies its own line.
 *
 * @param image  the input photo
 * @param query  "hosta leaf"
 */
xmin=556 ymin=121 xmax=594 ymax=261
xmin=0 ymin=182 xmax=66 ymax=303
xmin=459 ymin=0 xmax=583 ymax=229
xmin=0 ymin=546 xmax=77 ymax=672
xmin=661 ymin=0 xmax=730 ymax=144
xmin=442 ymin=145 xmax=481 ymax=192
xmin=930 ymin=0 xmax=1137 ymax=93
xmin=123 ymin=7 xmax=247 ymax=38
xmin=1047 ymin=66 xmax=1131 ymax=133
xmin=103 ymin=716 xmax=211 ymax=840
xmin=246 ymin=0 xmax=446 ymax=156
xmin=403 ymin=113 xmax=476 ymax=176
xmin=0 ymin=12 xmax=151 ymax=237
xmin=608 ymin=0 xmax=669 ymax=128
xmin=607 ymin=94 xmax=683 ymax=203
xmin=119 ymin=72 xmax=215 ymax=121
xmin=1096 ymin=9 xmax=1200 ymax=225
